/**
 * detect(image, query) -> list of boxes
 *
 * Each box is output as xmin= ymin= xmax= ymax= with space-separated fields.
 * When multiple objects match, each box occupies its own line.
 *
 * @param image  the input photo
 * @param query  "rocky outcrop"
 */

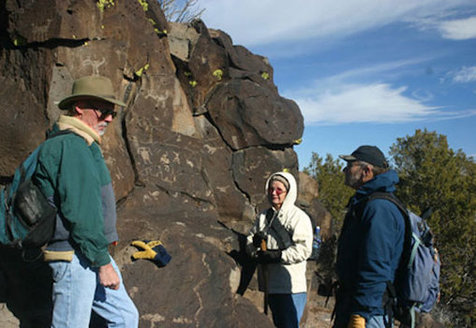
xmin=297 ymin=172 xmax=332 ymax=241
xmin=0 ymin=1 xmax=329 ymax=327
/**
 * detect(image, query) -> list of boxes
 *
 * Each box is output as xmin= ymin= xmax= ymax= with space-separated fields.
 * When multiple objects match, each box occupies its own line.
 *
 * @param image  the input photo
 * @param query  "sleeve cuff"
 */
xmin=92 ymin=252 xmax=111 ymax=267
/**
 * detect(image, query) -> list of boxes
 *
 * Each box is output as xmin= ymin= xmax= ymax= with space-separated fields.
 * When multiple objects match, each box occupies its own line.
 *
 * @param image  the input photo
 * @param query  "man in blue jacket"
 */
xmin=334 ymin=145 xmax=405 ymax=328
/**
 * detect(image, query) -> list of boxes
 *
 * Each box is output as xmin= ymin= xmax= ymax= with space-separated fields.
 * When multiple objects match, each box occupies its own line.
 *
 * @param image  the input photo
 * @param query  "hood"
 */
xmin=356 ymin=169 xmax=399 ymax=197
xmin=265 ymin=171 xmax=297 ymax=212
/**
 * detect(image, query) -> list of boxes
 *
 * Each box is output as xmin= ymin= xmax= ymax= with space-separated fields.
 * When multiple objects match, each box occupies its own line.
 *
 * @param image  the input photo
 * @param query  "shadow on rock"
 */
xmin=0 ymin=247 xmax=52 ymax=328
xmin=217 ymin=220 xmax=258 ymax=296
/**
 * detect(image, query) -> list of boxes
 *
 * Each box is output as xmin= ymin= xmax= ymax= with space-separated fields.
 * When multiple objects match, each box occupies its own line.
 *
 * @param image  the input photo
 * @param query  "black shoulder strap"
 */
xmin=352 ymin=192 xmax=406 ymax=224
xmin=265 ymin=208 xmax=274 ymax=224
xmin=46 ymin=129 xmax=74 ymax=140
xmin=265 ymin=208 xmax=294 ymax=250
xmin=366 ymin=191 xmax=408 ymax=217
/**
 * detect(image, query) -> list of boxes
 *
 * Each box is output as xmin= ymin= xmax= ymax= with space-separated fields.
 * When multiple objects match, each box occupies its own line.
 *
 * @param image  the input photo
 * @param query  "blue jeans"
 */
xmin=268 ymin=293 xmax=307 ymax=328
xmin=366 ymin=315 xmax=385 ymax=328
xmin=49 ymin=252 xmax=138 ymax=328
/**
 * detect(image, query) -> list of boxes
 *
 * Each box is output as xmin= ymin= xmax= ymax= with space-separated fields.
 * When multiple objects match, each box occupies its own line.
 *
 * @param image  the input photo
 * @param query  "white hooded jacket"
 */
xmin=246 ymin=171 xmax=313 ymax=294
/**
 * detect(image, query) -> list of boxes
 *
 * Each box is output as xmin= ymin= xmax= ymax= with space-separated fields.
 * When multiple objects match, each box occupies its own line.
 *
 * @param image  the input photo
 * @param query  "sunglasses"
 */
xmin=346 ymin=161 xmax=364 ymax=169
xmin=268 ymin=187 xmax=287 ymax=196
xmin=87 ymin=103 xmax=118 ymax=119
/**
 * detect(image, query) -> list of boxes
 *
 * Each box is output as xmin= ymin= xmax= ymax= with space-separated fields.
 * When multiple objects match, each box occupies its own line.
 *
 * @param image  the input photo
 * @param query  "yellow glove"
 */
xmin=131 ymin=240 xmax=161 ymax=259
xmin=347 ymin=314 xmax=366 ymax=328
xmin=131 ymin=240 xmax=171 ymax=267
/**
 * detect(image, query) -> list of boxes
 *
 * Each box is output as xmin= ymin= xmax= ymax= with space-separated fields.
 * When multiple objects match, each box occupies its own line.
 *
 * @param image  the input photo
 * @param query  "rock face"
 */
xmin=0 ymin=1 xmax=330 ymax=327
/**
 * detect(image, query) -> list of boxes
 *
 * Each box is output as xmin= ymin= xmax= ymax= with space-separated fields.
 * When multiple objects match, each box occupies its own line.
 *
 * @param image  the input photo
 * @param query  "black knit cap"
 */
xmin=339 ymin=145 xmax=388 ymax=168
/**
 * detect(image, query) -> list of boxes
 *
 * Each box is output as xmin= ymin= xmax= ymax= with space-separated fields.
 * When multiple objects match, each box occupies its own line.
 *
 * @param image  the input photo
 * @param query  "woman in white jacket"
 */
xmin=247 ymin=171 xmax=313 ymax=328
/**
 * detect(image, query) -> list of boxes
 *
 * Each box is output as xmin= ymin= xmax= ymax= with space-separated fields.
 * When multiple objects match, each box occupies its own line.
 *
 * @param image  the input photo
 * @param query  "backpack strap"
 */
xmin=47 ymin=129 xmax=75 ymax=140
xmin=265 ymin=208 xmax=274 ymax=224
xmin=366 ymin=191 xmax=408 ymax=215
xmin=383 ymin=281 xmax=397 ymax=328
xmin=3 ymin=187 xmax=15 ymax=242
xmin=365 ymin=192 xmax=412 ymax=269
xmin=265 ymin=208 xmax=294 ymax=250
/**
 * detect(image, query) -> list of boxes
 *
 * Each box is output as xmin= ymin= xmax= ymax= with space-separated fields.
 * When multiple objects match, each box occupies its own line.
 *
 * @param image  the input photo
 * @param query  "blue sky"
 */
xmin=200 ymin=0 xmax=476 ymax=169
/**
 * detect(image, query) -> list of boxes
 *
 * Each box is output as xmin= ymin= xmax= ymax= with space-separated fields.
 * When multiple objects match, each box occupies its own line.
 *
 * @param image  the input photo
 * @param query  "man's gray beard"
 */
xmin=345 ymin=171 xmax=364 ymax=189
xmin=96 ymin=123 xmax=108 ymax=136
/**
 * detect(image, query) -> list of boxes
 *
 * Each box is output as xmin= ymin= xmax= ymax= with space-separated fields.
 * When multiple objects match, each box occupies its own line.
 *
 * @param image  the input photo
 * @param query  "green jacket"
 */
xmin=34 ymin=115 xmax=117 ymax=267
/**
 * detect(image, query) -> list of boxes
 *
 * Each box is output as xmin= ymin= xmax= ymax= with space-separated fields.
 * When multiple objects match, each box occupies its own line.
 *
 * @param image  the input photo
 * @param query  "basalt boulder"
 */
xmin=0 ymin=1 xmax=327 ymax=327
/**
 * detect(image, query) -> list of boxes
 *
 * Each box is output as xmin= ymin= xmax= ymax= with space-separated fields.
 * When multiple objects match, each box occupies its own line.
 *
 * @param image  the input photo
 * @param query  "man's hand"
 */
xmin=98 ymin=263 xmax=120 ymax=290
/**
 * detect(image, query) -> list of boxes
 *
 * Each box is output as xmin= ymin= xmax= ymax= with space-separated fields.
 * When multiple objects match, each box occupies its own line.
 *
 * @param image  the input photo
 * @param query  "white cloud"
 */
xmin=438 ymin=16 xmax=476 ymax=40
xmin=200 ymin=0 xmax=472 ymax=47
xmin=317 ymin=58 xmax=434 ymax=85
xmin=293 ymin=83 xmax=440 ymax=125
xmin=453 ymin=66 xmax=476 ymax=83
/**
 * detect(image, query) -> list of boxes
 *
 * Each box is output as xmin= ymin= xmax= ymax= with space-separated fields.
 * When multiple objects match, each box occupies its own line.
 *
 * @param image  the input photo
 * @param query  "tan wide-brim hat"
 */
xmin=58 ymin=75 xmax=126 ymax=109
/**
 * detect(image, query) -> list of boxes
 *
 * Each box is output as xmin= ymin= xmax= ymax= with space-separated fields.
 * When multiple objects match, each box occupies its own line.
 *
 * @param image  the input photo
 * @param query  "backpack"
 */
xmin=0 ymin=131 xmax=70 ymax=251
xmin=366 ymin=192 xmax=440 ymax=328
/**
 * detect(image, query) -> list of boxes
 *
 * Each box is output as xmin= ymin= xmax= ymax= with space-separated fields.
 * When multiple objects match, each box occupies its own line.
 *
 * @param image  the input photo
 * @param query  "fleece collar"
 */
xmin=57 ymin=115 xmax=100 ymax=145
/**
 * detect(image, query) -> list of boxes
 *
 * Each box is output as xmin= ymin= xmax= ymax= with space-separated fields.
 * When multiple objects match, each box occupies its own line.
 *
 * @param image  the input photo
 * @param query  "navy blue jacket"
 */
xmin=335 ymin=170 xmax=405 ymax=324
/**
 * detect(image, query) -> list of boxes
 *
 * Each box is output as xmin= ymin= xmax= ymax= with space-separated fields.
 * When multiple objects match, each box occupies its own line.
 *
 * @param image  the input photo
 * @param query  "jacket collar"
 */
xmin=355 ymin=169 xmax=399 ymax=198
xmin=57 ymin=115 xmax=100 ymax=145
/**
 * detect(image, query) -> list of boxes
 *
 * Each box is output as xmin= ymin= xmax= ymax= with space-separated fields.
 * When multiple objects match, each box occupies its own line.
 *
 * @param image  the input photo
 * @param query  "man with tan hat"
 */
xmin=33 ymin=76 xmax=138 ymax=327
